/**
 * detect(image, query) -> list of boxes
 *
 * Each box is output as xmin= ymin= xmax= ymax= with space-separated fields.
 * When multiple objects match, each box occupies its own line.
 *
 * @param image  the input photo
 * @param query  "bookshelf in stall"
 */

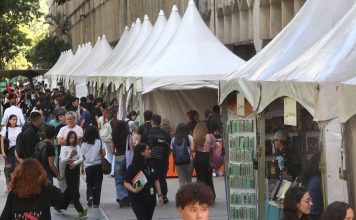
xmin=227 ymin=118 xmax=257 ymax=220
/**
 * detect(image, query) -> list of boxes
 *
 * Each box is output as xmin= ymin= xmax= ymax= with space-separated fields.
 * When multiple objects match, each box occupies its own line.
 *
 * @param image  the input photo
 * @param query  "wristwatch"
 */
xmin=157 ymin=194 xmax=163 ymax=197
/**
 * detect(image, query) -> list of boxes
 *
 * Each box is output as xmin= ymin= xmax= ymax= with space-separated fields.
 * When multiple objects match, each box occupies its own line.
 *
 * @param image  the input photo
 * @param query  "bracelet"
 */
xmin=157 ymin=194 xmax=163 ymax=197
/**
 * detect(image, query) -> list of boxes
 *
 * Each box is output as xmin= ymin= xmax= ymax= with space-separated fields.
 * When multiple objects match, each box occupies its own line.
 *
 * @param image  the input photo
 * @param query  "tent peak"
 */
xmin=102 ymin=34 xmax=106 ymax=39
xmin=188 ymin=0 xmax=195 ymax=6
xmin=124 ymin=25 xmax=129 ymax=30
xmin=159 ymin=10 xmax=165 ymax=16
xmin=97 ymin=36 xmax=101 ymax=41
xmin=144 ymin=14 xmax=149 ymax=20
xmin=136 ymin=18 xmax=141 ymax=23
xmin=172 ymin=5 xmax=179 ymax=12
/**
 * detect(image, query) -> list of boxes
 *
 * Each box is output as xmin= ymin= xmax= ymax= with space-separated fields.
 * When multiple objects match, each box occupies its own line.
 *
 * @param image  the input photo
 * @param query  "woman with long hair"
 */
xmin=112 ymin=120 xmax=133 ymax=208
xmin=171 ymin=123 xmax=194 ymax=186
xmin=282 ymin=186 xmax=313 ymax=220
xmin=193 ymin=122 xmax=216 ymax=200
xmin=321 ymin=201 xmax=354 ymax=220
xmin=0 ymin=158 xmax=63 ymax=220
xmin=124 ymin=144 xmax=163 ymax=220
xmin=81 ymin=125 xmax=105 ymax=208
xmin=59 ymin=131 xmax=86 ymax=218
xmin=1 ymin=114 xmax=21 ymax=190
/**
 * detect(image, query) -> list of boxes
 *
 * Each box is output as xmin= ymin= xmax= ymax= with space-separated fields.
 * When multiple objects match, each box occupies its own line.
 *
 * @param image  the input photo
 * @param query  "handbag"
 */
xmin=125 ymin=135 xmax=134 ymax=169
xmin=4 ymin=126 xmax=9 ymax=154
xmin=100 ymin=140 xmax=112 ymax=175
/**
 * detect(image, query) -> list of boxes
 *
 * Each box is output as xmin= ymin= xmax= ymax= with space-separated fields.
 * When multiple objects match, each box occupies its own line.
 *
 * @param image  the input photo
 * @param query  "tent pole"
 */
xmin=257 ymin=112 xmax=266 ymax=220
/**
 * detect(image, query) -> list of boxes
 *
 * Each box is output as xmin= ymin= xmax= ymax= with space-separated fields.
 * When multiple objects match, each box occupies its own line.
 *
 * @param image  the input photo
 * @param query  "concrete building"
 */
xmin=48 ymin=0 xmax=305 ymax=60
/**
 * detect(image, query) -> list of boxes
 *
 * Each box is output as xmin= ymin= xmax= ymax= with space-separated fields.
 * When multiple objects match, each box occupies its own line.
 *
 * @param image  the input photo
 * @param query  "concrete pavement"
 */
xmin=0 ymin=159 xmax=228 ymax=220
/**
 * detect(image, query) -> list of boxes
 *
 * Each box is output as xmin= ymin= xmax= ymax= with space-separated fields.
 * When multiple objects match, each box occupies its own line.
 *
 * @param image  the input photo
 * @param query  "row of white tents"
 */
xmin=45 ymin=0 xmax=244 ymax=123
xmin=45 ymin=0 xmax=356 ymax=207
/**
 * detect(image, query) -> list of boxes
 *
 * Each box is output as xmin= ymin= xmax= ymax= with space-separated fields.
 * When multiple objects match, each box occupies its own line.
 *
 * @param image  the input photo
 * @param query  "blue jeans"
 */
xmin=114 ymin=156 xmax=128 ymax=200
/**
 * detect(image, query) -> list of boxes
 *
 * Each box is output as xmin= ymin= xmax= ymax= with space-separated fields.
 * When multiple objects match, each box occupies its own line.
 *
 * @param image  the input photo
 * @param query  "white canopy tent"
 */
xmin=59 ymin=43 xmax=93 ymax=84
xmin=103 ymin=15 xmax=153 ymax=88
xmin=138 ymin=0 xmax=245 ymax=129
xmin=45 ymin=50 xmax=74 ymax=89
xmin=87 ymin=25 xmax=130 ymax=91
xmin=220 ymin=0 xmax=356 ymax=109
xmin=218 ymin=0 xmax=355 ymax=206
xmin=124 ymin=5 xmax=181 ymax=90
xmin=66 ymin=35 xmax=113 ymax=97
xmin=89 ymin=18 xmax=143 ymax=89
xmin=110 ymin=10 xmax=168 ymax=90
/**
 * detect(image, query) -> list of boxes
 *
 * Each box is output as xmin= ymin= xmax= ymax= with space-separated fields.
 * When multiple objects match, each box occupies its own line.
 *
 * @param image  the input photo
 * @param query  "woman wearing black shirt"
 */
xmin=124 ymin=143 xmax=164 ymax=220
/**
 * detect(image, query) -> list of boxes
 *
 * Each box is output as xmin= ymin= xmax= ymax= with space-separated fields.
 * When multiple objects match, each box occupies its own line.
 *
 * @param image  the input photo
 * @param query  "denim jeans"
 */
xmin=175 ymin=160 xmax=193 ymax=187
xmin=114 ymin=155 xmax=128 ymax=200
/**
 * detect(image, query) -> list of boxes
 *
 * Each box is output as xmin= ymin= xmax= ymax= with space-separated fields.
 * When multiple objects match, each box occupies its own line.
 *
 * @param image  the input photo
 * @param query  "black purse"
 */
xmin=100 ymin=140 xmax=111 ymax=175
xmin=4 ymin=127 xmax=9 ymax=154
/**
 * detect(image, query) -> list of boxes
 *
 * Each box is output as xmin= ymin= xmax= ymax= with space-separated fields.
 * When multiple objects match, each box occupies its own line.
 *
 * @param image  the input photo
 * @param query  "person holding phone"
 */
xmin=124 ymin=144 xmax=164 ymax=220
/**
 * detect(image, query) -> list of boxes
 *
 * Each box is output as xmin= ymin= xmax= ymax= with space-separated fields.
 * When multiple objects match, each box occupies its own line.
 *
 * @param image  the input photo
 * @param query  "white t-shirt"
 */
xmin=1 ymin=106 xmax=26 ymax=126
xmin=59 ymin=145 xmax=84 ymax=166
xmin=57 ymin=125 xmax=84 ymax=140
xmin=0 ymin=126 xmax=22 ymax=148
xmin=81 ymin=139 xmax=103 ymax=168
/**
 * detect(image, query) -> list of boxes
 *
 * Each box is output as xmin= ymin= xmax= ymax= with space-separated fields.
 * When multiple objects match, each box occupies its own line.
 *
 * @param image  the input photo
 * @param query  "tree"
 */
xmin=27 ymin=35 xmax=71 ymax=69
xmin=45 ymin=13 xmax=72 ymax=44
xmin=0 ymin=0 xmax=42 ymax=69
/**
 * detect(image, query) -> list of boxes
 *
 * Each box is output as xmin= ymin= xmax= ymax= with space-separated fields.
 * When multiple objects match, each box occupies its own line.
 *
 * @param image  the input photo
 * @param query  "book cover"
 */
xmin=132 ymin=170 xmax=148 ymax=190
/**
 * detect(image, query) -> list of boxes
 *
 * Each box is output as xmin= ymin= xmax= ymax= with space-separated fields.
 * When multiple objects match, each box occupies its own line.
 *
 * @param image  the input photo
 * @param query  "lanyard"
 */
xmin=144 ymin=165 xmax=151 ymax=176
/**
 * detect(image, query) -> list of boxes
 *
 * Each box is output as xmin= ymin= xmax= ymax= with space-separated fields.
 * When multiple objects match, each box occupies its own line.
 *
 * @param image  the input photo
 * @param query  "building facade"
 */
xmin=48 ymin=0 xmax=305 ymax=59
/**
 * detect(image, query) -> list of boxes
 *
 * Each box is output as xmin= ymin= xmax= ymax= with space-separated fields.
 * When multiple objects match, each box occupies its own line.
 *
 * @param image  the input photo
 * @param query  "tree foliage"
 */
xmin=45 ymin=13 xmax=72 ymax=44
xmin=27 ymin=35 xmax=71 ymax=69
xmin=0 ymin=0 xmax=42 ymax=69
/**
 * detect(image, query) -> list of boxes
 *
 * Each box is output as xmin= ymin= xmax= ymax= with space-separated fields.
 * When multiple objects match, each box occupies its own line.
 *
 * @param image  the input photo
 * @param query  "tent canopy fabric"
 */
xmin=140 ymin=0 xmax=245 ymax=94
xmin=68 ymin=35 xmax=113 ymax=84
xmin=114 ymin=10 xmax=168 ymax=89
xmin=90 ymin=19 xmax=143 ymax=88
xmin=104 ymin=14 xmax=156 ymax=88
xmin=219 ymin=0 xmax=356 ymax=109
xmin=60 ymin=42 xmax=93 ymax=80
xmin=125 ymin=5 xmax=182 ymax=90
xmin=258 ymin=2 xmax=356 ymax=122
xmin=45 ymin=50 xmax=73 ymax=78
xmin=88 ymin=25 xmax=130 ymax=88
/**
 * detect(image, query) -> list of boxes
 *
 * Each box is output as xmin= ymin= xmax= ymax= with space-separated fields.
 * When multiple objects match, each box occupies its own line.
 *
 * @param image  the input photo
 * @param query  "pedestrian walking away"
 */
xmin=80 ymin=125 xmax=105 ymax=208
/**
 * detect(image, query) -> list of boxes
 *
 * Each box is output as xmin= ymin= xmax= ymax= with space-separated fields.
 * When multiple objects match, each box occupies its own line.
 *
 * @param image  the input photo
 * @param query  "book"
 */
xmin=132 ymin=170 xmax=148 ymax=190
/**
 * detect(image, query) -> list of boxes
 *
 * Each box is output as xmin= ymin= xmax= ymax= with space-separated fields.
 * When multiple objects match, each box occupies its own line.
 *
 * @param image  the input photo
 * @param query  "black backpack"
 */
xmin=172 ymin=138 xmax=190 ymax=165
xmin=32 ymin=141 xmax=49 ymax=167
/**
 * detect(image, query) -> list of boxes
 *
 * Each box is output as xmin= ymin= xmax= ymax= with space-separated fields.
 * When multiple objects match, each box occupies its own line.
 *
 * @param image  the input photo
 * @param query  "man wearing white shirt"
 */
xmin=57 ymin=111 xmax=84 ymax=145
xmin=1 ymin=99 xmax=25 ymax=126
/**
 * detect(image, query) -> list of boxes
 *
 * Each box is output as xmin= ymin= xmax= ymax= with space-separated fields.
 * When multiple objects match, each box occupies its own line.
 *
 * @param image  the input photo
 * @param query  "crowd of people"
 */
xmin=1 ymin=82 xmax=355 ymax=220
xmin=0 ymin=83 xmax=223 ymax=220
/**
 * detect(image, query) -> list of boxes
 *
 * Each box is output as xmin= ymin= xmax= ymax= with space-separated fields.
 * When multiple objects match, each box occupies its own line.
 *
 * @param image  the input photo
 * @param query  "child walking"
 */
xmin=59 ymin=131 xmax=87 ymax=218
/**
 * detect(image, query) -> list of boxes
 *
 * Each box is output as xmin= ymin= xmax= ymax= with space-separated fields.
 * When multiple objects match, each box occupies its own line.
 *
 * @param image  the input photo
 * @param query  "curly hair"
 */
xmin=193 ymin=122 xmax=208 ymax=148
xmin=176 ymin=182 xmax=214 ymax=209
xmin=9 ymin=158 xmax=48 ymax=199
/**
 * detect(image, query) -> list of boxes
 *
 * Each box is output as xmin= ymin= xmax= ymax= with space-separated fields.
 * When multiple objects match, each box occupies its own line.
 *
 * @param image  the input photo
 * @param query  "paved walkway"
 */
xmin=0 ymin=159 xmax=228 ymax=220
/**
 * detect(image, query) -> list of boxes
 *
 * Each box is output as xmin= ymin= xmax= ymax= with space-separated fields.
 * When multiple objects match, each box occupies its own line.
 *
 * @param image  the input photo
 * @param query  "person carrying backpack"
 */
xmin=170 ymin=123 xmax=193 ymax=187
xmin=15 ymin=111 xmax=42 ymax=161
xmin=33 ymin=126 xmax=62 ymax=184
xmin=147 ymin=114 xmax=171 ymax=204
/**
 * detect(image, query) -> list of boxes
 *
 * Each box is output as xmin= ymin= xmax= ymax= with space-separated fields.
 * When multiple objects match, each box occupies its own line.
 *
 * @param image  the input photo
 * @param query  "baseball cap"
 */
xmin=273 ymin=130 xmax=289 ymax=141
